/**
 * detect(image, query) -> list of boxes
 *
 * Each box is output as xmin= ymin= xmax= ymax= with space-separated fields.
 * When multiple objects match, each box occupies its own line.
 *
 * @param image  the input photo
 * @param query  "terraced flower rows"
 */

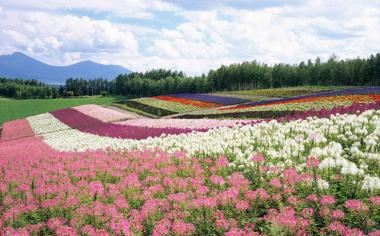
xmin=117 ymin=94 xmax=249 ymax=117
xmin=1 ymin=103 xmax=380 ymax=235
xmin=179 ymin=87 xmax=380 ymax=119
xmin=1 ymin=87 xmax=380 ymax=235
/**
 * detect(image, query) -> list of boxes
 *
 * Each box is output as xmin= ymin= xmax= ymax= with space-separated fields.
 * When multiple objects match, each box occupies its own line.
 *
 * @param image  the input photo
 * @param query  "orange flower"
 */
xmin=153 ymin=95 xmax=222 ymax=108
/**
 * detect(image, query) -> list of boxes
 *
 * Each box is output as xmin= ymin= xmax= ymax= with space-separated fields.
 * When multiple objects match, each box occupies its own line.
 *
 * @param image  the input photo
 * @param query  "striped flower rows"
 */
xmin=224 ymin=87 xmax=380 ymax=110
xmin=153 ymin=95 xmax=221 ymax=108
xmin=1 ymin=106 xmax=380 ymax=235
xmin=168 ymin=93 xmax=249 ymax=105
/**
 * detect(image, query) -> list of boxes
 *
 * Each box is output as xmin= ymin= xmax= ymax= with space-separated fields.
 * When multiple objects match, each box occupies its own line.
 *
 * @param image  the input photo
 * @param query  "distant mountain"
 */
xmin=0 ymin=52 xmax=132 ymax=84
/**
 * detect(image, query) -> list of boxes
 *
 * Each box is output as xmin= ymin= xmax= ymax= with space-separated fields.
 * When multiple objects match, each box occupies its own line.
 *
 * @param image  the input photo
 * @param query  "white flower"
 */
xmin=362 ymin=176 xmax=380 ymax=190
xmin=317 ymin=179 xmax=329 ymax=190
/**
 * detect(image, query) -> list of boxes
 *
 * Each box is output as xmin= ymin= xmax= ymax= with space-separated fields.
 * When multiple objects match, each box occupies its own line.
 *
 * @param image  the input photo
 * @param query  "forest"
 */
xmin=1 ymin=53 xmax=380 ymax=99
xmin=0 ymin=78 xmax=58 ymax=99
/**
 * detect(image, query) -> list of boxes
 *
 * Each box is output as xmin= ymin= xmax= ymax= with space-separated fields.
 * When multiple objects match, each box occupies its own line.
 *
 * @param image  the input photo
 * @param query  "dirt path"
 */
xmin=105 ymin=105 xmax=146 ymax=119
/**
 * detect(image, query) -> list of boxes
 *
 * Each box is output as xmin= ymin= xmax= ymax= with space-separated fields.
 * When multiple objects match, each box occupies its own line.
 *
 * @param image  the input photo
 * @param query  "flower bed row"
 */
xmin=169 ymin=93 xmax=249 ymax=105
xmin=50 ymin=108 xmax=206 ymax=140
xmin=73 ymin=105 xmax=137 ymax=122
xmin=153 ymin=95 xmax=221 ymax=108
xmin=116 ymin=118 xmax=256 ymax=129
xmin=0 ymin=132 xmax=379 ymax=235
xmin=133 ymin=97 xmax=204 ymax=113
xmin=186 ymin=94 xmax=380 ymax=117
xmin=226 ymin=87 xmax=380 ymax=109
xmin=232 ymin=86 xmax=340 ymax=98
xmin=0 ymin=119 xmax=35 ymax=141
xmin=117 ymin=100 xmax=177 ymax=117
xmin=221 ymin=94 xmax=380 ymax=111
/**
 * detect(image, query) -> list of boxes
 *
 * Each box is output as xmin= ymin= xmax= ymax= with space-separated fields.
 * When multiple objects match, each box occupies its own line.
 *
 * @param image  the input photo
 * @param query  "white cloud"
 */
xmin=0 ymin=0 xmax=178 ymax=19
xmin=145 ymin=0 xmax=380 ymax=74
xmin=0 ymin=0 xmax=379 ymax=75
xmin=0 ymin=10 xmax=139 ymax=65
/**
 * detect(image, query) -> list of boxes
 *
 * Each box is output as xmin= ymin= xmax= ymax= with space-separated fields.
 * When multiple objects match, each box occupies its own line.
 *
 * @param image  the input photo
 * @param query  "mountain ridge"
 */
xmin=0 ymin=52 xmax=132 ymax=84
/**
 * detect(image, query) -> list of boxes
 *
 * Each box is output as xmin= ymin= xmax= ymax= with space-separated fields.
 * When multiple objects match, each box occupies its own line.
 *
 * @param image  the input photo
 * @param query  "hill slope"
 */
xmin=0 ymin=52 xmax=131 ymax=84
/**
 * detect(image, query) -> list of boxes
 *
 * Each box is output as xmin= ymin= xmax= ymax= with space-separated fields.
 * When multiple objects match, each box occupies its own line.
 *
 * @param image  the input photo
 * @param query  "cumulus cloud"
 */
xmin=0 ymin=9 xmax=139 ymax=65
xmin=145 ymin=0 xmax=380 ymax=74
xmin=0 ymin=0 xmax=379 ymax=75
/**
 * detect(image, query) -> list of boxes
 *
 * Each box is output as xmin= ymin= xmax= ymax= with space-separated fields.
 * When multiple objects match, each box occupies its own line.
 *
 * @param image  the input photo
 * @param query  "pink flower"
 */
xmin=301 ymin=208 xmax=314 ymax=218
xmin=114 ymin=196 xmax=129 ymax=210
xmin=306 ymin=194 xmax=318 ymax=202
xmin=331 ymin=209 xmax=345 ymax=219
xmin=215 ymin=156 xmax=229 ymax=168
xmin=172 ymin=220 xmax=195 ymax=235
xmin=344 ymin=199 xmax=368 ymax=212
xmin=328 ymin=221 xmax=346 ymax=235
xmin=235 ymin=200 xmax=249 ymax=211
xmin=272 ymin=193 xmax=282 ymax=201
xmin=269 ymin=178 xmax=282 ymax=189
xmin=210 ymin=175 xmax=225 ymax=185
xmin=56 ymin=226 xmax=77 ymax=236
xmin=152 ymin=219 xmax=171 ymax=236
xmin=228 ymin=172 xmax=249 ymax=188
xmin=168 ymin=192 xmax=188 ymax=203
xmin=369 ymin=196 xmax=380 ymax=206
xmin=192 ymin=196 xmax=217 ymax=208
xmin=251 ymin=153 xmax=265 ymax=163
xmin=287 ymin=196 xmax=299 ymax=205
xmin=47 ymin=217 xmax=66 ymax=230
xmin=321 ymin=195 xmax=335 ymax=205
xmin=81 ymin=225 xmax=96 ymax=236
xmin=344 ymin=228 xmax=365 ymax=236
xmin=306 ymin=157 xmax=320 ymax=168
xmin=368 ymin=229 xmax=380 ymax=236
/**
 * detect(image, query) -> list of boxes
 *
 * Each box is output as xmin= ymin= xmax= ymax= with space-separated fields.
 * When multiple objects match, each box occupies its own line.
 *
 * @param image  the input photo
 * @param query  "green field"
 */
xmin=0 ymin=96 xmax=119 ymax=125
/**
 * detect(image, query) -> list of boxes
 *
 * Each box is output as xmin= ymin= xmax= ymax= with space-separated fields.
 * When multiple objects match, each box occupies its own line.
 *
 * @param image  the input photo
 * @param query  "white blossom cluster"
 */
xmin=27 ymin=110 xmax=380 ymax=191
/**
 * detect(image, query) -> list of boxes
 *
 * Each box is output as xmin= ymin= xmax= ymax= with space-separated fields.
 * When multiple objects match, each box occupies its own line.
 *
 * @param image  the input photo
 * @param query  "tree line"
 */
xmin=113 ymin=53 xmax=380 ymax=97
xmin=0 ymin=78 xmax=58 ymax=99
xmin=1 ymin=53 xmax=380 ymax=99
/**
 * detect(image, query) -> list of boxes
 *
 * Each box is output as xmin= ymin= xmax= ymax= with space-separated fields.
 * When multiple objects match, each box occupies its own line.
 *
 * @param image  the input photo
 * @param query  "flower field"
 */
xmin=1 ymin=87 xmax=380 ymax=235
xmin=178 ymin=87 xmax=380 ymax=119
xmin=117 ymin=94 xmax=249 ymax=117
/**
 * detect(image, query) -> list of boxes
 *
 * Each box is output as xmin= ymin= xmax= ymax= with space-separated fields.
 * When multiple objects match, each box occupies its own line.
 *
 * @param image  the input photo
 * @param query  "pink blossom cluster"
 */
xmin=0 ymin=119 xmax=35 ymax=141
xmin=73 ymin=105 xmax=138 ymax=122
xmin=116 ymin=118 xmax=257 ymax=129
xmin=0 ymin=134 xmax=379 ymax=235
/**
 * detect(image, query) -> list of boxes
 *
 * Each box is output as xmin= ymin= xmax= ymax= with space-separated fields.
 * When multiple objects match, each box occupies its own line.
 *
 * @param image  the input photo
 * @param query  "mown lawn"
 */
xmin=0 ymin=96 xmax=121 ymax=125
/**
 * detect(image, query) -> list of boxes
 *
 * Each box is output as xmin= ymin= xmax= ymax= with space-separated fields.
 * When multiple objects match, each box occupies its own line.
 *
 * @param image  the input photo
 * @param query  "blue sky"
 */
xmin=0 ymin=0 xmax=379 ymax=75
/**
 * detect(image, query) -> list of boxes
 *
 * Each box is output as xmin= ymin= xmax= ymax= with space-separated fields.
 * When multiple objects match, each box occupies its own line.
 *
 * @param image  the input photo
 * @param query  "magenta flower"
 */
xmin=306 ymin=194 xmax=318 ymax=202
xmin=235 ymin=200 xmax=249 ymax=211
xmin=251 ymin=153 xmax=265 ymax=163
xmin=56 ymin=226 xmax=78 ymax=236
xmin=172 ymin=220 xmax=195 ymax=235
xmin=210 ymin=175 xmax=225 ymax=185
xmin=301 ymin=208 xmax=314 ymax=218
xmin=306 ymin=157 xmax=320 ymax=168
xmin=331 ymin=209 xmax=345 ymax=219
xmin=344 ymin=199 xmax=368 ymax=212
xmin=321 ymin=195 xmax=336 ymax=205
xmin=369 ymin=196 xmax=380 ymax=206
xmin=152 ymin=219 xmax=171 ymax=236
xmin=269 ymin=178 xmax=282 ymax=189
xmin=215 ymin=156 xmax=229 ymax=168
xmin=47 ymin=217 xmax=67 ymax=230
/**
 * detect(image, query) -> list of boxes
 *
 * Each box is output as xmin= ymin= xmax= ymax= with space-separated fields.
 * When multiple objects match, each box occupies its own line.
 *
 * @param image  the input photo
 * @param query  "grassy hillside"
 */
xmin=0 ymin=96 xmax=119 ymax=125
